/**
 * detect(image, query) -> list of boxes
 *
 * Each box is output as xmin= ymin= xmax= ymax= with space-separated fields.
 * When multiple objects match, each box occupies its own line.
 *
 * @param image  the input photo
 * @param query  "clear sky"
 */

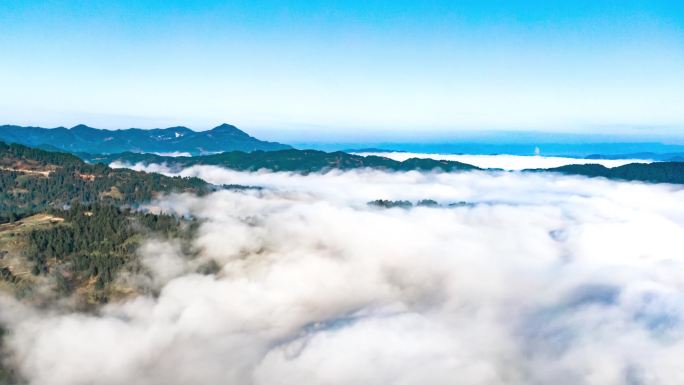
xmin=1 ymin=0 xmax=683 ymax=140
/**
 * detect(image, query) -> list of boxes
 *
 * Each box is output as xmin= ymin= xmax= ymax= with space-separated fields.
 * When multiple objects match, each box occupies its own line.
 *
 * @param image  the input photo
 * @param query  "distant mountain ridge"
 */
xmin=538 ymin=162 xmax=684 ymax=185
xmin=585 ymin=152 xmax=684 ymax=162
xmin=83 ymin=149 xmax=481 ymax=173
xmin=84 ymin=149 xmax=684 ymax=185
xmin=0 ymin=123 xmax=291 ymax=155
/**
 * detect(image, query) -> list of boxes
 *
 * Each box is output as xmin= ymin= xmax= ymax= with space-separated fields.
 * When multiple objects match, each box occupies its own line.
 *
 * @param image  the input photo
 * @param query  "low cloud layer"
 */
xmin=353 ymin=152 xmax=652 ymax=170
xmin=3 ymin=167 xmax=684 ymax=385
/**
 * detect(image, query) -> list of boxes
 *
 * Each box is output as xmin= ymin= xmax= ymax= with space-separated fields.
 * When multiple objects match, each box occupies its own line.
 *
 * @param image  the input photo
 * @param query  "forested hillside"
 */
xmin=1 ymin=204 xmax=199 ymax=306
xmin=540 ymin=162 xmax=684 ymax=184
xmin=0 ymin=142 xmax=210 ymax=222
xmin=0 ymin=142 xmax=219 ymax=316
xmin=85 ymin=148 xmax=481 ymax=173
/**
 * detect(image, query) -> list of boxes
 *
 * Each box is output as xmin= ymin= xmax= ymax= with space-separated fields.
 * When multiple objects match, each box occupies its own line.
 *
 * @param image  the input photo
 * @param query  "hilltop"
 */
xmin=0 ymin=142 xmax=220 ymax=313
xmin=0 ymin=141 xmax=211 ymax=221
xmin=538 ymin=162 xmax=684 ymax=185
xmin=0 ymin=123 xmax=291 ymax=155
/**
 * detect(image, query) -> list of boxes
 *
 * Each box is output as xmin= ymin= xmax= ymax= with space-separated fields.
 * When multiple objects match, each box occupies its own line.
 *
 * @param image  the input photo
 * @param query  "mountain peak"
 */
xmin=70 ymin=124 xmax=96 ymax=131
xmin=211 ymin=123 xmax=240 ymax=132
xmin=208 ymin=123 xmax=252 ymax=138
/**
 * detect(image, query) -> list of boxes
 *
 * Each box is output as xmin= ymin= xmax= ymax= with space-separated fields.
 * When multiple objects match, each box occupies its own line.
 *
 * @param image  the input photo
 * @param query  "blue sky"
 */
xmin=1 ymin=0 xmax=683 ymax=140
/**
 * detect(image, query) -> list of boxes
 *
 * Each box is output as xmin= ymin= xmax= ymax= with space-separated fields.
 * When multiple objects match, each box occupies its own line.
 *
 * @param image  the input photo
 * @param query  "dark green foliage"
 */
xmin=416 ymin=199 xmax=439 ymax=207
xmin=25 ymin=203 xmax=195 ymax=294
xmin=197 ymin=260 xmax=221 ymax=275
xmin=85 ymin=149 xmax=481 ymax=173
xmin=0 ymin=142 xmax=216 ymax=303
xmin=368 ymin=199 xmax=474 ymax=209
xmin=448 ymin=201 xmax=472 ymax=208
xmin=0 ymin=267 xmax=18 ymax=284
xmin=368 ymin=200 xmax=414 ymax=209
xmin=540 ymin=162 xmax=684 ymax=185
xmin=0 ymin=141 xmax=83 ymax=168
xmin=53 ymin=269 xmax=75 ymax=296
xmin=0 ymin=141 xmax=210 ymax=221
xmin=0 ymin=142 xmax=222 ymax=311
xmin=223 ymin=184 xmax=263 ymax=191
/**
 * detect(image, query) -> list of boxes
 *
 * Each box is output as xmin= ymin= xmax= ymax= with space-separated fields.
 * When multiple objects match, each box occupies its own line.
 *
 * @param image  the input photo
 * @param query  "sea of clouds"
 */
xmin=2 ymin=164 xmax=684 ymax=385
xmin=352 ymin=152 xmax=652 ymax=170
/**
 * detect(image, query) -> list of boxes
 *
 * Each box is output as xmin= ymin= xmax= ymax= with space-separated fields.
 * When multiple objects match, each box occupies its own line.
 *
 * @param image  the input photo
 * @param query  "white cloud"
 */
xmin=3 ymin=168 xmax=684 ymax=385
xmin=353 ymin=152 xmax=652 ymax=170
xmin=151 ymin=152 xmax=192 ymax=158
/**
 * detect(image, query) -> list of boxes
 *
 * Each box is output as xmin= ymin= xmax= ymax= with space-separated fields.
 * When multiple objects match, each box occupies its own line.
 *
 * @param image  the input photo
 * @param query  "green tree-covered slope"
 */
xmin=85 ymin=148 xmax=481 ymax=173
xmin=0 ymin=142 xmax=218 ymax=311
xmin=0 ymin=142 xmax=210 ymax=222
xmin=539 ymin=162 xmax=684 ymax=184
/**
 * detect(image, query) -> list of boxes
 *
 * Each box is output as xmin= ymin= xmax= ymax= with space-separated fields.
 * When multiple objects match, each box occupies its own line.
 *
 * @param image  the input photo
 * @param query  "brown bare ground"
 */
xmin=0 ymin=166 xmax=51 ymax=177
xmin=100 ymin=186 xmax=123 ymax=200
xmin=77 ymin=173 xmax=97 ymax=181
xmin=0 ymin=214 xmax=64 ymax=233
